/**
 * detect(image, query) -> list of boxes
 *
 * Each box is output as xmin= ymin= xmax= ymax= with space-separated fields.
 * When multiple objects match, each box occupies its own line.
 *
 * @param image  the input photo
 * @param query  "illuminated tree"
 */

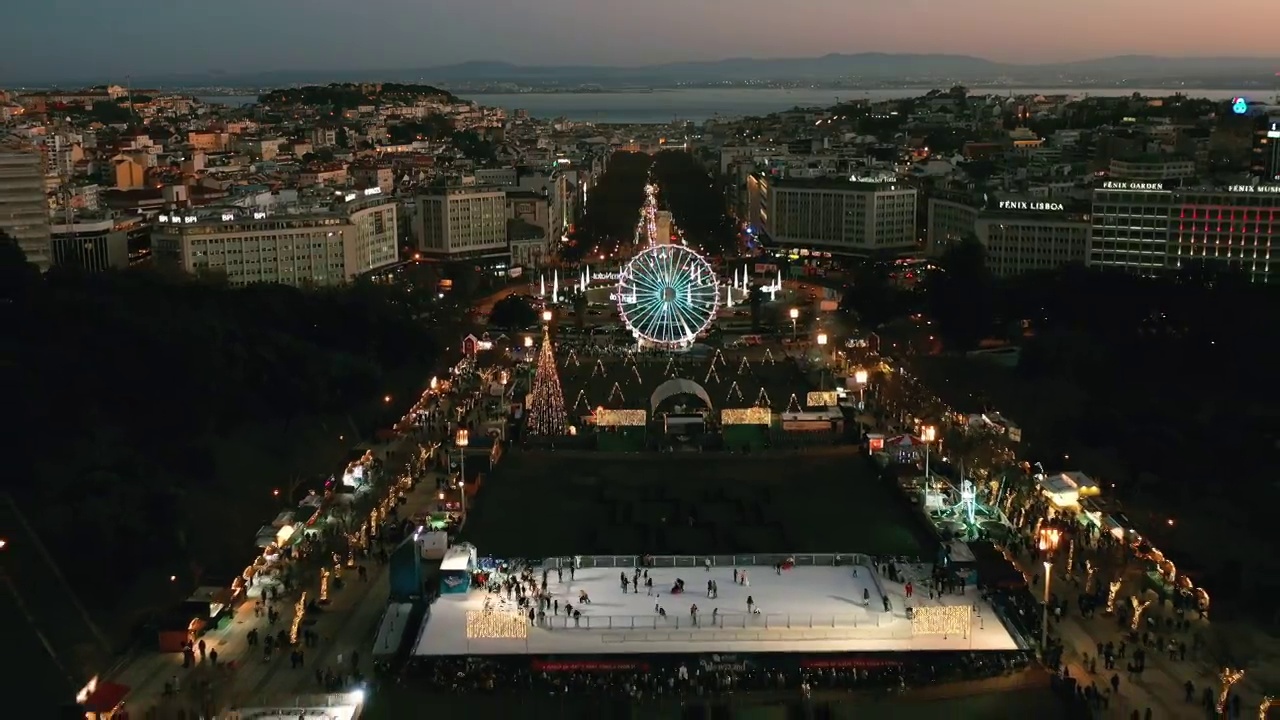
xmin=527 ymin=329 xmax=568 ymax=436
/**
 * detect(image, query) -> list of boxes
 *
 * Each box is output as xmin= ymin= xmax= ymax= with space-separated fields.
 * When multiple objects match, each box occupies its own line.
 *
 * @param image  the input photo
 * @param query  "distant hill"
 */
xmin=12 ymin=53 xmax=1280 ymax=88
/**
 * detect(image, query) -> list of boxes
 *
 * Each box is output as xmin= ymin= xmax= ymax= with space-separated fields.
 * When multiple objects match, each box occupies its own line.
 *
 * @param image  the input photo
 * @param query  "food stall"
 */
xmin=1036 ymin=471 xmax=1100 ymax=510
xmin=76 ymin=677 xmax=131 ymax=719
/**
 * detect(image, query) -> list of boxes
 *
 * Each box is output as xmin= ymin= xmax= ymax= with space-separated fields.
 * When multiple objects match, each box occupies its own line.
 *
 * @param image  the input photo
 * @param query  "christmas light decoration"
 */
xmin=528 ymin=330 xmax=568 ymax=437
xmin=573 ymin=390 xmax=590 ymax=413
xmin=1066 ymin=540 xmax=1075 ymax=576
xmin=608 ymin=382 xmax=625 ymax=404
xmin=1129 ymin=596 xmax=1152 ymax=631
xmin=756 ymin=388 xmax=772 ymax=407
xmin=712 ymin=349 xmax=726 ymax=368
xmin=910 ymin=605 xmax=971 ymax=637
xmin=624 ymin=352 xmax=636 ymax=367
xmin=806 ymin=391 xmax=837 ymax=407
xmin=1257 ymin=696 xmax=1276 ymax=720
xmin=1105 ymin=581 xmax=1122 ymax=613
xmin=665 ymin=357 xmax=676 ymax=376
xmin=1218 ymin=668 xmax=1245 ymax=715
xmin=597 ymin=409 xmax=646 ymax=426
xmin=566 ymin=349 xmax=579 ymax=367
xmin=726 ymin=381 xmax=744 ymax=402
xmin=631 ymin=365 xmax=642 ymax=384
xmin=1084 ymin=560 xmax=1094 ymax=593
xmin=706 ymin=365 xmax=721 ymax=384
xmin=738 ymin=357 xmax=751 ymax=375
xmin=466 ymin=609 xmax=528 ymax=640
xmin=320 ymin=569 xmax=330 ymax=602
xmin=786 ymin=393 xmax=802 ymax=413
xmin=289 ymin=591 xmax=308 ymax=645
xmin=764 ymin=349 xmax=775 ymax=364
xmin=617 ymin=186 xmax=719 ymax=349
xmin=722 ymin=408 xmax=771 ymax=425
xmin=592 ymin=359 xmax=605 ymax=377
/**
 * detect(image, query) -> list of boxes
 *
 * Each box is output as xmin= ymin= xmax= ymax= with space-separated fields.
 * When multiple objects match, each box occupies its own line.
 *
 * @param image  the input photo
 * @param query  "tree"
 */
xmin=748 ymin=285 xmax=764 ymax=331
xmin=526 ymin=330 xmax=568 ymax=437
xmin=489 ymin=294 xmax=537 ymax=329
xmin=570 ymin=290 xmax=588 ymax=331
xmin=925 ymin=236 xmax=994 ymax=351
xmin=336 ymin=127 xmax=350 ymax=149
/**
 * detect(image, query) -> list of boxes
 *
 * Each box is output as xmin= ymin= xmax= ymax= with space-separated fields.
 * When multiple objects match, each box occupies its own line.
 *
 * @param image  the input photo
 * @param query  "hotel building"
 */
xmin=746 ymin=173 xmax=917 ymax=257
xmin=928 ymin=195 xmax=1090 ymax=278
xmin=152 ymin=192 xmax=398 ymax=287
xmin=1090 ymin=180 xmax=1280 ymax=282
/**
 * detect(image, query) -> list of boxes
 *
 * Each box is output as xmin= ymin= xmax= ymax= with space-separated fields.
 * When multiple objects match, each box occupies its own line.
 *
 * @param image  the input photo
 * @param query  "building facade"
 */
xmin=49 ymin=218 xmax=132 ymax=272
xmin=746 ymin=174 xmax=917 ymax=256
xmin=1090 ymin=180 xmax=1280 ymax=282
xmin=927 ymin=196 xmax=1089 ymax=277
xmin=415 ymin=186 xmax=508 ymax=259
xmin=152 ymin=195 xmax=398 ymax=287
xmin=1108 ymin=156 xmax=1197 ymax=182
xmin=0 ymin=138 xmax=52 ymax=270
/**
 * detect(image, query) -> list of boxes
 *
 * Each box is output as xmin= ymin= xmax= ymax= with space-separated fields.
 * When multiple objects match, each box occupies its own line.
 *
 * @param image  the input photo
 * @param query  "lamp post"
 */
xmin=1041 ymin=559 xmax=1053 ymax=651
xmin=456 ymin=429 xmax=469 ymax=520
xmin=816 ymin=332 xmax=828 ymax=390
xmin=542 ymin=309 xmax=553 ymax=324
xmin=921 ymin=425 xmax=937 ymax=479
xmin=789 ymin=307 xmax=799 ymax=341
xmin=854 ymin=369 xmax=868 ymax=409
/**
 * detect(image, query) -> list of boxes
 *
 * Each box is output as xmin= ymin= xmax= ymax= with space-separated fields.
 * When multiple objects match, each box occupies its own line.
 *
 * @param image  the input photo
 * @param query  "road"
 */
xmin=104 ymin=394 xmax=486 ymax=717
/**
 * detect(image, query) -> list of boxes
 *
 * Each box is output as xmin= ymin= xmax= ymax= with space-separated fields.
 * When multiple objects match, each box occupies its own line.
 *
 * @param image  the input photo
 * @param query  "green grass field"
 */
xmin=459 ymin=450 xmax=933 ymax=559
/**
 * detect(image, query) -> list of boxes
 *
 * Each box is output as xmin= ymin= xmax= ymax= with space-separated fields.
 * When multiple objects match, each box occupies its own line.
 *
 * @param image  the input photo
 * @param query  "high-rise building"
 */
xmin=1090 ymin=179 xmax=1280 ymax=282
xmin=1252 ymin=117 xmax=1280 ymax=182
xmin=415 ymin=186 xmax=508 ymax=260
xmin=0 ymin=136 xmax=52 ymax=270
xmin=746 ymin=173 xmax=917 ymax=256
xmin=152 ymin=193 xmax=398 ymax=287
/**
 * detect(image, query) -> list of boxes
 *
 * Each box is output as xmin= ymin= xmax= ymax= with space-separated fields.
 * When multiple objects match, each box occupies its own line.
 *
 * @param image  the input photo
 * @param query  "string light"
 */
xmin=722 ymin=408 xmax=771 ymax=425
xmin=289 ymin=591 xmax=308 ymax=645
xmin=1065 ymin=540 xmax=1075 ymax=576
xmin=1258 ymin=696 xmax=1276 ymax=720
xmin=910 ymin=605 xmax=971 ymax=637
xmin=466 ymin=610 xmax=528 ymax=640
xmin=597 ymin=409 xmax=646 ymax=426
xmin=1105 ymin=581 xmax=1122 ymax=613
xmin=1084 ymin=560 xmax=1094 ymax=593
xmin=1129 ymin=596 xmax=1152 ymax=631
xmin=806 ymin=391 xmax=837 ymax=407
xmin=319 ymin=569 xmax=330 ymax=602
xmin=1218 ymin=667 xmax=1245 ymax=715
xmin=528 ymin=329 xmax=568 ymax=436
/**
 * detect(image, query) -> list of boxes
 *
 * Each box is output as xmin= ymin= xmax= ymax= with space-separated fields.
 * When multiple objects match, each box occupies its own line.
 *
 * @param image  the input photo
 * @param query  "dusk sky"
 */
xmin=8 ymin=0 xmax=1278 ymax=82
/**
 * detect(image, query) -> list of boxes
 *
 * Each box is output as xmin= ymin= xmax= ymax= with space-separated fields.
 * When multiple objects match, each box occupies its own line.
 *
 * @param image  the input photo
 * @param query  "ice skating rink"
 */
xmin=412 ymin=564 xmax=1020 ymax=656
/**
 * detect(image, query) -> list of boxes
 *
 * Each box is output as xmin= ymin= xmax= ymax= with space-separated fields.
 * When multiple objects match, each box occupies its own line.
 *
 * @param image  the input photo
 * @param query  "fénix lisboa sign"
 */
xmin=998 ymin=200 xmax=1064 ymax=211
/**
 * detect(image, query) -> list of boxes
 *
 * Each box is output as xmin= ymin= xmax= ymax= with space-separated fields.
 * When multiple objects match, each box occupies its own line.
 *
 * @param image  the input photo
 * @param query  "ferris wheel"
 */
xmin=617 ymin=244 xmax=720 ymax=349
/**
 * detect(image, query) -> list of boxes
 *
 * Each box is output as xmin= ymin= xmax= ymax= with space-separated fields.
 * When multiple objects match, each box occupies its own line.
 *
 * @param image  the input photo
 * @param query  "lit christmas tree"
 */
xmin=528 ymin=329 xmax=568 ymax=436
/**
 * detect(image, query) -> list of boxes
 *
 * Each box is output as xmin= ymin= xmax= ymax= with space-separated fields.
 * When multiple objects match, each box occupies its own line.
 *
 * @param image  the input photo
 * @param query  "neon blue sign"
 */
xmin=1232 ymin=97 xmax=1249 ymax=115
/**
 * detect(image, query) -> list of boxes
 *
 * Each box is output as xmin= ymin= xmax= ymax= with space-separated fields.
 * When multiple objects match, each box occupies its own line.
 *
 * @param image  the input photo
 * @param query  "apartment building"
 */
xmin=415 ymin=185 xmax=508 ymax=259
xmin=0 ymin=137 xmax=52 ymax=270
xmin=746 ymin=173 xmax=917 ymax=256
xmin=1090 ymin=180 xmax=1280 ymax=282
xmin=152 ymin=195 xmax=398 ymax=287
xmin=1108 ymin=155 xmax=1197 ymax=182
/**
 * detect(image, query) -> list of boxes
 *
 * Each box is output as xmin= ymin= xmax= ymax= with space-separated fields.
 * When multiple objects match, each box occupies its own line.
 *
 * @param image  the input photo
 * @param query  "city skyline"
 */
xmin=7 ymin=0 xmax=1280 ymax=82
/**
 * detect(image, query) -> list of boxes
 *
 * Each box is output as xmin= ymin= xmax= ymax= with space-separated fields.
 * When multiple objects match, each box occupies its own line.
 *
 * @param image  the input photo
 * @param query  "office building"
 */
xmin=152 ymin=193 xmax=398 ymax=287
xmin=415 ymin=186 xmax=508 ymax=260
xmin=928 ymin=196 xmax=1089 ymax=277
xmin=1090 ymin=180 xmax=1280 ymax=282
xmin=1252 ymin=117 xmax=1280 ymax=181
xmin=0 ymin=137 xmax=52 ymax=270
xmin=746 ymin=173 xmax=917 ymax=256
xmin=50 ymin=218 xmax=139 ymax=272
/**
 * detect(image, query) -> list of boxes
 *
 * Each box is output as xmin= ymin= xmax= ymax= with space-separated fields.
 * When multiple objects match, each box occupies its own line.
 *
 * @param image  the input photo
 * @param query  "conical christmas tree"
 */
xmin=528 ymin=329 xmax=568 ymax=436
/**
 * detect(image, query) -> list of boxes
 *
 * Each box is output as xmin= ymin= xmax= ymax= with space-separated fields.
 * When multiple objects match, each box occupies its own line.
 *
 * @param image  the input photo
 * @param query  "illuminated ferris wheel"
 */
xmin=618 ymin=244 xmax=720 ymax=349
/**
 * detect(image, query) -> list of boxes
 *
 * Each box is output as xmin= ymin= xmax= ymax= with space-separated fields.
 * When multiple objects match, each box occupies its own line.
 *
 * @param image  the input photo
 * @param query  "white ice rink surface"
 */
xmin=412 ymin=564 xmax=1019 ymax=656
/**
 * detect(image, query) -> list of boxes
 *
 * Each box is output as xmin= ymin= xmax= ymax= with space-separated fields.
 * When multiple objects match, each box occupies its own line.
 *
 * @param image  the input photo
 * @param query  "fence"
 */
xmin=540 ymin=553 xmax=877 ymax=570
xmin=540 ymin=611 xmax=907 ymax=638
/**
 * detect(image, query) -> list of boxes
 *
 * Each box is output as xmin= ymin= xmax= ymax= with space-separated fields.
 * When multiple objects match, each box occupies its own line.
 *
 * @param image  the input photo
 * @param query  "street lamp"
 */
xmin=1041 ymin=559 xmax=1052 ymax=651
xmin=541 ymin=310 xmax=553 ymax=323
xmin=455 ymin=429 xmax=469 ymax=520
xmin=523 ymin=336 xmax=533 ymax=348
xmin=854 ymin=369 xmax=868 ymax=408
xmin=921 ymin=425 xmax=937 ymax=479
xmin=789 ymin=307 xmax=799 ymax=341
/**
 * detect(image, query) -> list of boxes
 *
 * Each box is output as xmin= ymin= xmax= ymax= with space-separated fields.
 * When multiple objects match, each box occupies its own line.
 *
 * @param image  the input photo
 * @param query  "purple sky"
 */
xmin=6 ymin=0 xmax=1278 ymax=80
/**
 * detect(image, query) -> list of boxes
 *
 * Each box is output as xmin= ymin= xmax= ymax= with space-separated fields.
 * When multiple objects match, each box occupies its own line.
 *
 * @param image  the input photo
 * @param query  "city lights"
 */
xmin=910 ymin=605 xmax=971 ymax=637
xmin=465 ymin=609 xmax=528 ymax=640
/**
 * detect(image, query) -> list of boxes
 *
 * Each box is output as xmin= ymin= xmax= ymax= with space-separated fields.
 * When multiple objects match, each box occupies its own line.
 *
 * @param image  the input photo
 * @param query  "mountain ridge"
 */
xmin=11 ymin=53 xmax=1280 ymax=88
